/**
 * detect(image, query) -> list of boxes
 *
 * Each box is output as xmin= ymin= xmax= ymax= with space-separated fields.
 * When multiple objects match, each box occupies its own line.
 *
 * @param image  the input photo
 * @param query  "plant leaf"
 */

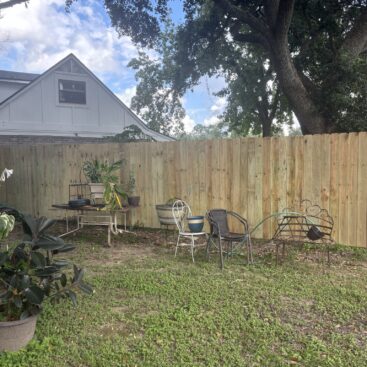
xmin=60 ymin=273 xmax=67 ymax=287
xmin=0 ymin=252 xmax=8 ymax=266
xmin=67 ymin=290 xmax=77 ymax=306
xmin=20 ymin=310 xmax=30 ymax=320
xmin=24 ymin=285 xmax=44 ymax=305
xmin=31 ymin=251 xmax=46 ymax=268
xmin=20 ymin=275 xmax=31 ymax=289
xmin=34 ymin=266 xmax=59 ymax=277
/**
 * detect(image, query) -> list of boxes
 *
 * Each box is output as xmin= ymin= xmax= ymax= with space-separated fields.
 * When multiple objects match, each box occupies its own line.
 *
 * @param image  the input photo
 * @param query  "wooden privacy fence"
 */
xmin=0 ymin=132 xmax=366 ymax=247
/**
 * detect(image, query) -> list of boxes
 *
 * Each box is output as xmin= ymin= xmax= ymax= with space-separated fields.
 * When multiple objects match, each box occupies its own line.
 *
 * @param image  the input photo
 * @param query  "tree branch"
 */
xmin=269 ymin=87 xmax=280 ymax=121
xmin=216 ymin=0 xmax=269 ymax=37
xmin=273 ymin=0 xmax=295 ymax=38
xmin=340 ymin=7 xmax=367 ymax=57
xmin=264 ymin=0 xmax=279 ymax=29
xmin=0 ymin=0 xmax=27 ymax=10
xmin=232 ymin=31 xmax=269 ymax=49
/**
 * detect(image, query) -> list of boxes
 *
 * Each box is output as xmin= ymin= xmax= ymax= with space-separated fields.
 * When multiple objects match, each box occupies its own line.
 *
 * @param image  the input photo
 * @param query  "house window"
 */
xmin=58 ymin=79 xmax=86 ymax=104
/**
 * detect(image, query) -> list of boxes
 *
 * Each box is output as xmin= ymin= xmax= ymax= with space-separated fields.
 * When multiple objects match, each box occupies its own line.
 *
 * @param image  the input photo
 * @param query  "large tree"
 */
xmin=69 ymin=0 xmax=367 ymax=135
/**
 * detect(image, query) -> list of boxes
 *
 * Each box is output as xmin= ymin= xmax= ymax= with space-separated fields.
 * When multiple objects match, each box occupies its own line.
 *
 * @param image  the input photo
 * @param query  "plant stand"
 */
xmin=52 ymin=204 xmax=134 ymax=247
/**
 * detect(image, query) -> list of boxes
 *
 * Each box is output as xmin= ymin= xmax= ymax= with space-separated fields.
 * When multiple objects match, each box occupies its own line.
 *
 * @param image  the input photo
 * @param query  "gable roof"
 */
xmin=0 ymin=54 xmax=175 ymax=141
xmin=0 ymin=70 xmax=39 ymax=83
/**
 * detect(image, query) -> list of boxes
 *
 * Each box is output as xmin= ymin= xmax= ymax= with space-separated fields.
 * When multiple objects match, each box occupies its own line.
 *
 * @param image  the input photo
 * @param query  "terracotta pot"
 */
xmin=0 ymin=315 xmax=38 ymax=352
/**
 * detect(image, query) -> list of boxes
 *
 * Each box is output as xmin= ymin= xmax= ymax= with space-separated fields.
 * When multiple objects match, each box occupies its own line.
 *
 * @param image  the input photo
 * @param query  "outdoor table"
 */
xmin=52 ymin=204 xmax=132 ymax=247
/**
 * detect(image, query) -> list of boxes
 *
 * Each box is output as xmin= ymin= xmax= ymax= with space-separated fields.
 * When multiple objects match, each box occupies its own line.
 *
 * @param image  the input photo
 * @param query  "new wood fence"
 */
xmin=0 ymin=133 xmax=366 ymax=247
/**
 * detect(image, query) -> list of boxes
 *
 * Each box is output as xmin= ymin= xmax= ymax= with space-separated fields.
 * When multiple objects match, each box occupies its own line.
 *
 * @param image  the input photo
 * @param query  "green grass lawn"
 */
xmin=1 ymin=227 xmax=367 ymax=366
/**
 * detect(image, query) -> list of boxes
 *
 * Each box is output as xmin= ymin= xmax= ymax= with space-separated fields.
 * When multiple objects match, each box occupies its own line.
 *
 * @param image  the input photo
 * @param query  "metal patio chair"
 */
xmin=172 ymin=200 xmax=208 ymax=263
xmin=206 ymin=209 xmax=253 ymax=269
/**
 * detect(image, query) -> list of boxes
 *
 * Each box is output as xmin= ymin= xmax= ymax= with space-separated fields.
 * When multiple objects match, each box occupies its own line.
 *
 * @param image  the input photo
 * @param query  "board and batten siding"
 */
xmin=0 ymin=133 xmax=366 ymax=247
xmin=0 ymin=70 xmax=133 ymax=137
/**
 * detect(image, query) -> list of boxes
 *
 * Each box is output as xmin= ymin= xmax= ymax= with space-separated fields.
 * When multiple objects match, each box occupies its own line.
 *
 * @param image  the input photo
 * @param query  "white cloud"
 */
xmin=203 ymin=96 xmax=227 ymax=126
xmin=182 ymin=115 xmax=196 ymax=132
xmin=210 ymin=97 xmax=227 ymax=113
xmin=0 ymin=0 xmax=138 ymax=80
xmin=116 ymin=86 xmax=136 ymax=107
xmin=203 ymin=115 xmax=221 ymax=126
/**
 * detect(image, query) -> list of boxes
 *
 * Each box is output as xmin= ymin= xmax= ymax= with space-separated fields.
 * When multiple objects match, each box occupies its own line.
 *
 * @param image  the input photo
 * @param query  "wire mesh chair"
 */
xmin=206 ymin=209 xmax=253 ymax=269
xmin=172 ymin=200 xmax=208 ymax=263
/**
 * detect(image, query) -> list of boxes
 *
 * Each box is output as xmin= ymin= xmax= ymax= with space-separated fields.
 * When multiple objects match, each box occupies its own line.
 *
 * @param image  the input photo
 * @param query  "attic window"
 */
xmin=58 ymin=79 xmax=86 ymax=104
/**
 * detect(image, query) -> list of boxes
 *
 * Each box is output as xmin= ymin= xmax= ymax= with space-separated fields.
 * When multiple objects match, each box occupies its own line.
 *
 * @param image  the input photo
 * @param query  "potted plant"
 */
xmin=103 ymin=182 xmax=128 ymax=211
xmin=82 ymin=159 xmax=123 ymax=199
xmin=0 ymin=214 xmax=93 ymax=352
xmin=126 ymin=173 xmax=140 ymax=207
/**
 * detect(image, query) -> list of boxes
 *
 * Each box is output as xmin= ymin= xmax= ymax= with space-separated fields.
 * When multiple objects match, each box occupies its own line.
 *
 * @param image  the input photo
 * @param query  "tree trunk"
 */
xmin=269 ymin=39 xmax=328 ymax=135
xmin=257 ymin=101 xmax=273 ymax=137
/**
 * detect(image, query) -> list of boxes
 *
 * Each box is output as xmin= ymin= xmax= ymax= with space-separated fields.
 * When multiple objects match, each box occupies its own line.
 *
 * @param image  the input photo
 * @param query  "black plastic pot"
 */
xmin=128 ymin=196 xmax=140 ymax=207
xmin=307 ymin=225 xmax=324 ymax=241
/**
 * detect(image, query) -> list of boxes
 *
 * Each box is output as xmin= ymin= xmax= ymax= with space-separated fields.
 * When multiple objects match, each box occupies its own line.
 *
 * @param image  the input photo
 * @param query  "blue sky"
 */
xmin=0 ymin=0 xmax=227 ymax=132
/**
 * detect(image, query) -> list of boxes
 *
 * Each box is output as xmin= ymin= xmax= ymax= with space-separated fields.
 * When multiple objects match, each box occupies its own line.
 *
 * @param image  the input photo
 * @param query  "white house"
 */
xmin=0 ymin=54 xmax=174 ymax=143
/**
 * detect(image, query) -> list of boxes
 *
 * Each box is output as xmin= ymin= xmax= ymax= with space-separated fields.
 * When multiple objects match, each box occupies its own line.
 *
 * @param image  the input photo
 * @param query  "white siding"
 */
xmin=0 ymin=55 xmax=174 ymax=141
xmin=0 ymin=82 xmax=24 ymax=103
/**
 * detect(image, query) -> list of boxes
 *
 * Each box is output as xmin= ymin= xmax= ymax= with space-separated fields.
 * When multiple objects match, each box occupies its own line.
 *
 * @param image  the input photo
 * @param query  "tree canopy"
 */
xmin=68 ymin=0 xmax=367 ymax=136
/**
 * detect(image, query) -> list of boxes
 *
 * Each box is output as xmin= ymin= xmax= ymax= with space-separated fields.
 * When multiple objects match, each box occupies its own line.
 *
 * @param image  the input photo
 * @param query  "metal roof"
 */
xmin=0 ymin=70 xmax=40 ymax=82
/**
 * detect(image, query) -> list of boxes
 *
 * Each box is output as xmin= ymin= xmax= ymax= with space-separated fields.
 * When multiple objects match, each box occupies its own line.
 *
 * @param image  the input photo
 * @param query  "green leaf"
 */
xmin=52 ymin=259 xmax=70 ymax=268
xmin=0 ymin=252 xmax=8 ymax=266
xmin=31 ymin=251 xmax=46 ymax=268
xmin=9 ymin=274 xmax=17 ymax=288
xmin=67 ymin=290 xmax=77 ymax=307
xmin=53 ymin=244 xmax=76 ymax=254
xmin=14 ymin=296 xmax=23 ymax=309
xmin=36 ymin=235 xmax=65 ymax=251
xmin=20 ymin=275 xmax=31 ymax=289
xmin=60 ymin=273 xmax=67 ymax=287
xmin=20 ymin=310 xmax=30 ymax=320
xmin=38 ymin=217 xmax=57 ymax=234
xmin=34 ymin=266 xmax=59 ymax=277
xmin=24 ymin=286 xmax=44 ymax=305
xmin=78 ymin=282 xmax=94 ymax=295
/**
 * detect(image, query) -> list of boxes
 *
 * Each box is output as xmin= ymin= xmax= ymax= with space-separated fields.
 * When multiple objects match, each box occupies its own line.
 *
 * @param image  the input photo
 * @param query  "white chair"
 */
xmin=172 ymin=200 xmax=207 ymax=262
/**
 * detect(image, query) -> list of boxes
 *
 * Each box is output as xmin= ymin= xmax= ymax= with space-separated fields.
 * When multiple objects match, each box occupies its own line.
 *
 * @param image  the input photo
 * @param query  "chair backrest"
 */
xmin=207 ymin=209 xmax=229 ymax=236
xmin=172 ymin=200 xmax=192 ymax=233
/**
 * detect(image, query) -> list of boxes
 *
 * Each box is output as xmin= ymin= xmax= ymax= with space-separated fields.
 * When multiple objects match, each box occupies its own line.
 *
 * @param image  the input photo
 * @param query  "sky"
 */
xmin=0 ymin=0 xmax=227 ymax=133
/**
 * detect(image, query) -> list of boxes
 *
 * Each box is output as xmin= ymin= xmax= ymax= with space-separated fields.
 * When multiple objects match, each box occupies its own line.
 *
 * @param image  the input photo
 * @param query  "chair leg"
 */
xmin=191 ymin=236 xmax=195 ymax=263
xmin=248 ymin=236 xmax=254 ymax=264
xmin=219 ymin=238 xmax=224 ymax=270
xmin=282 ymin=243 xmax=286 ymax=263
xmin=175 ymin=234 xmax=180 ymax=257
xmin=246 ymin=238 xmax=251 ymax=265
xmin=206 ymin=235 xmax=210 ymax=260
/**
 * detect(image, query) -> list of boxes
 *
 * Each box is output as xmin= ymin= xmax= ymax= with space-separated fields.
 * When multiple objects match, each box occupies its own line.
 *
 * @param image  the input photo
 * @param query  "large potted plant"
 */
xmin=83 ymin=159 xmax=123 ymax=199
xmin=0 ymin=214 xmax=93 ymax=352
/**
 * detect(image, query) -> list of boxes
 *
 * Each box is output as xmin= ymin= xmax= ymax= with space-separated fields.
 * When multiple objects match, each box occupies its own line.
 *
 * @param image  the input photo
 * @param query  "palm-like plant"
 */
xmin=82 ymin=159 xmax=123 ymax=184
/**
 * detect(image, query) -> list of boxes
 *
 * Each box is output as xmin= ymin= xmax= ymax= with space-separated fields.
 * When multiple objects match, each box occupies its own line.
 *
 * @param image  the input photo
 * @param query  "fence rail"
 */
xmin=0 ymin=133 xmax=366 ymax=247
